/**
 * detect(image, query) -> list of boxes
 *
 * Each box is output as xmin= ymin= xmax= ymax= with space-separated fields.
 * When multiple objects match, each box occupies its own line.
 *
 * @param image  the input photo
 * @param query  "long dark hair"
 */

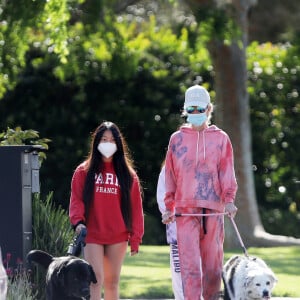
xmin=82 ymin=121 xmax=136 ymax=231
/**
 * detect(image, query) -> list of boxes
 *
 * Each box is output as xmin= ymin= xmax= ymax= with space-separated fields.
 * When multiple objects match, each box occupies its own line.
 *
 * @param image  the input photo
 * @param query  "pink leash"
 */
xmin=175 ymin=212 xmax=249 ymax=257
xmin=228 ymin=216 xmax=249 ymax=257
xmin=175 ymin=212 xmax=227 ymax=217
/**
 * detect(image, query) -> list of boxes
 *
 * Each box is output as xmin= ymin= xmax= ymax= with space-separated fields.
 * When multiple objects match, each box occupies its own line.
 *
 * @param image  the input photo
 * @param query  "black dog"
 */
xmin=27 ymin=249 xmax=97 ymax=300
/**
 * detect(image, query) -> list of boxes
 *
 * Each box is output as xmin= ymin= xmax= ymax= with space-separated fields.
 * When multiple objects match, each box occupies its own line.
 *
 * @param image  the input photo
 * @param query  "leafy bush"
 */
xmin=2 ymin=248 xmax=36 ymax=299
xmin=247 ymin=42 xmax=300 ymax=237
xmin=0 ymin=127 xmax=50 ymax=162
xmin=6 ymin=271 xmax=37 ymax=300
xmin=3 ymin=191 xmax=73 ymax=299
xmin=30 ymin=193 xmax=73 ymax=299
xmin=32 ymin=192 xmax=73 ymax=256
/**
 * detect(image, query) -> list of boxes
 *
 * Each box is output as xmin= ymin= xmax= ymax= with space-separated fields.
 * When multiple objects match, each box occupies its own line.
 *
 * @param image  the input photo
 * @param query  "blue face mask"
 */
xmin=187 ymin=113 xmax=207 ymax=126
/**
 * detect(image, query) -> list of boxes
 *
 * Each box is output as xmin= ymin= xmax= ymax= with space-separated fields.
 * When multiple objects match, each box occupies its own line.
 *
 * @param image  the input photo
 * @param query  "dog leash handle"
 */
xmin=229 ymin=217 xmax=249 ymax=257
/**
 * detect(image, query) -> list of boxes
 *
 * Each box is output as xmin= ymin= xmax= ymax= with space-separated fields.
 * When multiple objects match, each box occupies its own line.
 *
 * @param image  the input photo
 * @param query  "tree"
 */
xmin=1 ymin=0 xmax=299 ymax=246
xmin=184 ymin=0 xmax=300 ymax=247
xmin=248 ymin=0 xmax=300 ymax=43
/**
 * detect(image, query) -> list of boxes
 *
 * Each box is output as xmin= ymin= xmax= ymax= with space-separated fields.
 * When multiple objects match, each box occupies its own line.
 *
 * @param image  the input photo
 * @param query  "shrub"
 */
xmin=6 ymin=271 xmax=37 ymax=300
xmin=30 ymin=192 xmax=73 ymax=299
xmin=3 ymin=251 xmax=36 ymax=300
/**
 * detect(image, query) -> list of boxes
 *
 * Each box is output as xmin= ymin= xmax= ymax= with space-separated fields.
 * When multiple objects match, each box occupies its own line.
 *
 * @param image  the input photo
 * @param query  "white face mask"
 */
xmin=97 ymin=142 xmax=117 ymax=158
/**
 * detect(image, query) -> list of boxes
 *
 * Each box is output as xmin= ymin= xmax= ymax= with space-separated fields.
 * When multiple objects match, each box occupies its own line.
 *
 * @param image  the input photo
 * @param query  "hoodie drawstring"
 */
xmin=196 ymin=132 xmax=199 ymax=164
xmin=196 ymin=130 xmax=206 ymax=163
xmin=202 ymin=130 xmax=206 ymax=161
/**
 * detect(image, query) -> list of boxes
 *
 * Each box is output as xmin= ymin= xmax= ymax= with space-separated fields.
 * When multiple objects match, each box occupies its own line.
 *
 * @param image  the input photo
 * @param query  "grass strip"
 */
xmin=120 ymin=245 xmax=300 ymax=298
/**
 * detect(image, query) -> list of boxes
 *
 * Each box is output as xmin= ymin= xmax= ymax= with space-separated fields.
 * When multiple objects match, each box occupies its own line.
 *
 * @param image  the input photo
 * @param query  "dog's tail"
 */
xmin=27 ymin=250 xmax=53 ymax=269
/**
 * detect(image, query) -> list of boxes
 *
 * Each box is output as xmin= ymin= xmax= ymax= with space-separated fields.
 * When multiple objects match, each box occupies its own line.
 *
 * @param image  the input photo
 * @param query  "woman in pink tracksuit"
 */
xmin=162 ymin=85 xmax=238 ymax=300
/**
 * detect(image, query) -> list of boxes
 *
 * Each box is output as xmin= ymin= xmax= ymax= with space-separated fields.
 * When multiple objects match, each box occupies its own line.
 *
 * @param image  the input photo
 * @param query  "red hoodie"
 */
xmin=69 ymin=161 xmax=144 ymax=252
xmin=164 ymin=125 xmax=238 ymax=213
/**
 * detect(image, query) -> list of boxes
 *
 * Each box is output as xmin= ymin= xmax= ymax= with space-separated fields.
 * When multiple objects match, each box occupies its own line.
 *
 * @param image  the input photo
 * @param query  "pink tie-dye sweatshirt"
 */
xmin=164 ymin=124 xmax=238 ymax=213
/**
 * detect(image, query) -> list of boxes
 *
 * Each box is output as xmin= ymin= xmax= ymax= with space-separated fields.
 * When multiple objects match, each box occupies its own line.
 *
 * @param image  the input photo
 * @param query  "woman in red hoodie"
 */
xmin=162 ymin=85 xmax=238 ymax=300
xmin=69 ymin=121 xmax=144 ymax=300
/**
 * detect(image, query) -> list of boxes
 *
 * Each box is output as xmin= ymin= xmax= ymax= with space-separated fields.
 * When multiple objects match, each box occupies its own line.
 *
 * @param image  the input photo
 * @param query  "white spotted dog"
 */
xmin=222 ymin=255 xmax=277 ymax=300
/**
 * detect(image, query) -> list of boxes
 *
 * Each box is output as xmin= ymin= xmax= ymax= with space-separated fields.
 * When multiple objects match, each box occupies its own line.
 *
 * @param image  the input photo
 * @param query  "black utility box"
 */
xmin=0 ymin=145 xmax=42 ymax=267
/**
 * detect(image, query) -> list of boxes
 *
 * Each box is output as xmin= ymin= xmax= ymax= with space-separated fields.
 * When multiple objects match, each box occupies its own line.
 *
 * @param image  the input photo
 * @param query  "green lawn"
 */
xmin=120 ymin=245 xmax=300 ymax=299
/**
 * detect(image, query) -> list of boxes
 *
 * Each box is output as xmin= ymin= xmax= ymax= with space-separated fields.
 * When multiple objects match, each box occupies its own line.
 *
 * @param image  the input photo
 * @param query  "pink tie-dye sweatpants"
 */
xmin=176 ymin=208 xmax=224 ymax=300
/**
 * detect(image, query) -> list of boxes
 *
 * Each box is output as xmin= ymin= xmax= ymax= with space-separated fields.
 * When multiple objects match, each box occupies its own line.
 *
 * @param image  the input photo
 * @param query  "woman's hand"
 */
xmin=130 ymin=250 xmax=138 ymax=256
xmin=225 ymin=202 xmax=238 ymax=218
xmin=75 ymin=223 xmax=87 ymax=234
xmin=162 ymin=210 xmax=175 ymax=224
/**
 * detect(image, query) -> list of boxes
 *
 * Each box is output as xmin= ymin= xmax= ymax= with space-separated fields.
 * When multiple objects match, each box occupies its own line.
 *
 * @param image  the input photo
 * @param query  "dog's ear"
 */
xmin=267 ymin=270 xmax=278 ymax=285
xmin=89 ymin=265 xmax=97 ymax=284
xmin=244 ymin=271 xmax=256 ymax=288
